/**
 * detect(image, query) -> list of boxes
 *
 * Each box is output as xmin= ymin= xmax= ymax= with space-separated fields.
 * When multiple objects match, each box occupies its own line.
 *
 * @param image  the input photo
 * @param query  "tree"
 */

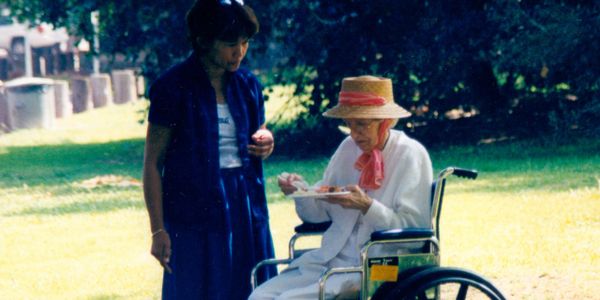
xmin=252 ymin=0 xmax=599 ymax=146
xmin=252 ymin=0 xmax=504 ymax=145
xmin=486 ymin=0 xmax=600 ymax=137
xmin=3 ymin=0 xmax=194 ymax=80
xmin=4 ymin=0 xmax=599 ymax=152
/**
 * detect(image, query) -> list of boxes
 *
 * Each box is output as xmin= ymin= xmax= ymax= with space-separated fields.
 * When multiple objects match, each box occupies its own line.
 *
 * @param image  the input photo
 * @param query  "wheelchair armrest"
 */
xmin=251 ymin=258 xmax=293 ymax=289
xmin=289 ymin=222 xmax=331 ymax=259
xmin=294 ymin=221 xmax=332 ymax=234
xmin=370 ymin=227 xmax=434 ymax=241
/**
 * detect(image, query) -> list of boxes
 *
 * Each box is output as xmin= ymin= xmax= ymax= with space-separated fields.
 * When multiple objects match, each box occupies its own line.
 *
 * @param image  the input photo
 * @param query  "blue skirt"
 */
xmin=162 ymin=167 xmax=276 ymax=299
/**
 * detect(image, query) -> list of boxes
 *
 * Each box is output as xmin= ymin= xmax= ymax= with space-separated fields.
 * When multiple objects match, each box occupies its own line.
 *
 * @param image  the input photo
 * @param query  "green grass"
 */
xmin=0 ymin=101 xmax=598 ymax=299
xmin=0 ymin=102 xmax=156 ymax=299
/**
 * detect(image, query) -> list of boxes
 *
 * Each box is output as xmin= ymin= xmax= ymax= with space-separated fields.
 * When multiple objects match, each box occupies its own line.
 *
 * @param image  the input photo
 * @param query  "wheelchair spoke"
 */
xmin=417 ymin=291 xmax=429 ymax=300
xmin=456 ymin=283 xmax=468 ymax=300
xmin=383 ymin=269 xmax=506 ymax=300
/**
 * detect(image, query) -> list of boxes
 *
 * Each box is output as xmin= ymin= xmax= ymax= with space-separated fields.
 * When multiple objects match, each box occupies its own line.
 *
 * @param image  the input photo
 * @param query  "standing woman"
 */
xmin=142 ymin=0 xmax=276 ymax=299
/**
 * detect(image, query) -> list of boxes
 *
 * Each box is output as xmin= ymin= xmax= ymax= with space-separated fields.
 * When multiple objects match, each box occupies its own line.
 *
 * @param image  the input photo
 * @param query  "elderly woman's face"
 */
xmin=344 ymin=119 xmax=383 ymax=152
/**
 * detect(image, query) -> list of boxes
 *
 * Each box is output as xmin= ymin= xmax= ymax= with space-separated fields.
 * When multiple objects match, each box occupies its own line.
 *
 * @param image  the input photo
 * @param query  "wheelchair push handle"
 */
xmin=438 ymin=166 xmax=478 ymax=181
xmin=452 ymin=167 xmax=478 ymax=179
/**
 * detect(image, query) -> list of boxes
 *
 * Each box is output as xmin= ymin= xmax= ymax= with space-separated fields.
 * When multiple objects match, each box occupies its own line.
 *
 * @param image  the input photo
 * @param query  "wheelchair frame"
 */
xmin=251 ymin=167 xmax=506 ymax=300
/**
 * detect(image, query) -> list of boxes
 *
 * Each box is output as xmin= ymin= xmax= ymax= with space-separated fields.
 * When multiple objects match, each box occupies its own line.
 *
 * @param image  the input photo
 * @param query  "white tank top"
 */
xmin=217 ymin=104 xmax=242 ymax=168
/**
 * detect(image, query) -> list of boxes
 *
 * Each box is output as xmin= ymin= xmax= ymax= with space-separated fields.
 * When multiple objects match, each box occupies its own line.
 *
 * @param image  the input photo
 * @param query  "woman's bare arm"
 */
xmin=142 ymin=122 xmax=173 ymax=272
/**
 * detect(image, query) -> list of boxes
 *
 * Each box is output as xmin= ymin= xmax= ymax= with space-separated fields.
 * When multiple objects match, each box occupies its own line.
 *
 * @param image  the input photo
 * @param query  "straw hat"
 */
xmin=323 ymin=75 xmax=411 ymax=119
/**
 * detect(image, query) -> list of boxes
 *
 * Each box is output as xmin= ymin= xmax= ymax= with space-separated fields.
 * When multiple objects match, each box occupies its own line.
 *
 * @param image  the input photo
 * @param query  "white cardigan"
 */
xmin=289 ymin=130 xmax=433 ymax=269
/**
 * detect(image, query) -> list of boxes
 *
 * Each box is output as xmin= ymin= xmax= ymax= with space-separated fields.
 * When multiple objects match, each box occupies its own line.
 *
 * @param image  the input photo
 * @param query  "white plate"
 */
xmin=288 ymin=191 xmax=351 ymax=199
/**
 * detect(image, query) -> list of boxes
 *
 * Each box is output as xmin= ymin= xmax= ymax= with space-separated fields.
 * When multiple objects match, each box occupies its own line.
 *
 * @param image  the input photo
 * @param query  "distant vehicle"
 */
xmin=0 ymin=9 xmax=81 ymax=80
xmin=0 ymin=16 xmax=69 ymax=50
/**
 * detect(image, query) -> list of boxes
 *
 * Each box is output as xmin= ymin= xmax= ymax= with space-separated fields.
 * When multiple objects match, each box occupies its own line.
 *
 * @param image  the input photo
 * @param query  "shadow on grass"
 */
xmin=267 ymin=137 xmax=600 ymax=194
xmin=0 ymin=138 xmax=145 ymax=190
xmin=436 ymin=171 xmax=600 ymax=194
xmin=429 ymin=138 xmax=600 ymax=193
xmin=6 ymin=198 xmax=145 ymax=217
xmin=0 ymin=139 xmax=146 ymax=216
xmin=2 ymin=136 xmax=598 ymax=215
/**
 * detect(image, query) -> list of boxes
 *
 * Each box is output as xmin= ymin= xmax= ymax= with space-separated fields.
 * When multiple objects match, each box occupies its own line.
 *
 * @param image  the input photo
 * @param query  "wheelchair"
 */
xmin=252 ymin=167 xmax=506 ymax=299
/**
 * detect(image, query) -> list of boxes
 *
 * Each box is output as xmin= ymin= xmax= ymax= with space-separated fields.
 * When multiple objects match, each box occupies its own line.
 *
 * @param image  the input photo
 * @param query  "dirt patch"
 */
xmin=74 ymin=175 xmax=141 ymax=189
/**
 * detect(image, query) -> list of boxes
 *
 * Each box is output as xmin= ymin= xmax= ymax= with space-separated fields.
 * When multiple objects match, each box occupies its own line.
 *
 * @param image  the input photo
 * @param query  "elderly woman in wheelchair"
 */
xmin=250 ymin=75 xmax=506 ymax=300
xmin=249 ymin=75 xmax=434 ymax=299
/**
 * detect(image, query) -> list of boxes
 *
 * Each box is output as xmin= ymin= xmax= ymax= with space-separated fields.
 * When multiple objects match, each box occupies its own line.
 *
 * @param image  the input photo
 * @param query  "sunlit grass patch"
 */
xmin=440 ymin=187 xmax=599 ymax=299
xmin=0 ymin=101 xmax=148 ymax=147
xmin=0 ymin=210 xmax=161 ymax=300
xmin=0 ymin=102 xmax=154 ymax=298
xmin=0 ymin=98 xmax=598 ymax=299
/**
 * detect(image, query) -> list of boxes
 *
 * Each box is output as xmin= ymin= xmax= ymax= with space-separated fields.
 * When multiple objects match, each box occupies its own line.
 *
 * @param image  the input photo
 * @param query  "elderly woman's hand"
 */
xmin=248 ymin=128 xmax=274 ymax=160
xmin=277 ymin=172 xmax=305 ymax=195
xmin=322 ymin=185 xmax=373 ymax=214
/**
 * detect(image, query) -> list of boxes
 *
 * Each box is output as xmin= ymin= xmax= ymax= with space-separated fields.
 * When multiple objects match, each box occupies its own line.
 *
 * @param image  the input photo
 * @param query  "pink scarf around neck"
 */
xmin=354 ymin=119 xmax=392 ymax=190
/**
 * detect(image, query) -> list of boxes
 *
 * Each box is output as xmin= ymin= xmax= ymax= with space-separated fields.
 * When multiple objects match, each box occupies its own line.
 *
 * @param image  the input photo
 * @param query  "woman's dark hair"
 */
xmin=186 ymin=0 xmax=259 ymax=53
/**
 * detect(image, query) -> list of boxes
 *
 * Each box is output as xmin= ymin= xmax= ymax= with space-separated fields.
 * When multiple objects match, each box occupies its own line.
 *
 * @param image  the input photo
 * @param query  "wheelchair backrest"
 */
xmin=430 ymin=167 xmax=478 ymax=242
xmin=430 ymin=179 xmax=446 ymax=241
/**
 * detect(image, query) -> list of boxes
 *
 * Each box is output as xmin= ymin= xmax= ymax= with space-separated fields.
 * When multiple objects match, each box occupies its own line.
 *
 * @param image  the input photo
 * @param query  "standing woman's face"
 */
xmin=205 ymin=36 xmax=249 ymax=72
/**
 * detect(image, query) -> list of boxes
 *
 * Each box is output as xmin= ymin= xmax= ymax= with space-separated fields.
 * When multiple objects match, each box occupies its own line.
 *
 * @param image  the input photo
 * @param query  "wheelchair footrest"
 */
xmin=370 ymin=228 xmax=434 ymax=241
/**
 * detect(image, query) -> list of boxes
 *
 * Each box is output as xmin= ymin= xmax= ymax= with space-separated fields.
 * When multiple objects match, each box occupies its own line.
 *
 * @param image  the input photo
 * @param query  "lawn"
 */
xmin=0 ymin=101 xmax=598 ymax=299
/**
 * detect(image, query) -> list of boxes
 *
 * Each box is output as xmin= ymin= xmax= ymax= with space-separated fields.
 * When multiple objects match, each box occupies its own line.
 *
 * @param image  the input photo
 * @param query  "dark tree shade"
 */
xmin=2 ymin=0 xmax=599 ymax=152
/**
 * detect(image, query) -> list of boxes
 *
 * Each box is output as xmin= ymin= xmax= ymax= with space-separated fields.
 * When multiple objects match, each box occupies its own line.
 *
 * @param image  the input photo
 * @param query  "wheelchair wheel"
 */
xmin=382 ymin=267 xmax=506 ymax=300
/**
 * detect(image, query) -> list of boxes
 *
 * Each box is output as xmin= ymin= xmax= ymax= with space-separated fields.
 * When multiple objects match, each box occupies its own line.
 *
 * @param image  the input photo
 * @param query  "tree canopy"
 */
xmin=3 ymin=0 xmax=599 ymax=153
xmin=251 ymin=0 xmax=600 ymax=149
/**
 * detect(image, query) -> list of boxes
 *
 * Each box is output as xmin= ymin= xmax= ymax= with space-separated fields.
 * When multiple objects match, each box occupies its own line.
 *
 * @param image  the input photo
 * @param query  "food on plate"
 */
xmin=316 ymin=185 xmax=343 ymax=193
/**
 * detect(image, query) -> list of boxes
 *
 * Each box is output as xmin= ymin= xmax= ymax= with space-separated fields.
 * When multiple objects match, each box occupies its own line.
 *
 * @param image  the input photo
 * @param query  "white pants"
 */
xmin=249 ymin=264 xmax=360 ymax=300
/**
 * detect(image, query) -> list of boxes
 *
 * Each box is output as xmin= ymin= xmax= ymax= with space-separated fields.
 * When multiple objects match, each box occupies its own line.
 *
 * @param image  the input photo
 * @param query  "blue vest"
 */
xmin=148 ymin=52 xmax=268 ymax=229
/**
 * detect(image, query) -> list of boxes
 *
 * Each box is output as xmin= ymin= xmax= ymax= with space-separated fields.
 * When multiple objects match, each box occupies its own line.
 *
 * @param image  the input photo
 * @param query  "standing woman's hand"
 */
xmin=151 ymin=230 xmax=173 ymax=273
xmin=249 ymin=128 xmax=274 ymax=159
